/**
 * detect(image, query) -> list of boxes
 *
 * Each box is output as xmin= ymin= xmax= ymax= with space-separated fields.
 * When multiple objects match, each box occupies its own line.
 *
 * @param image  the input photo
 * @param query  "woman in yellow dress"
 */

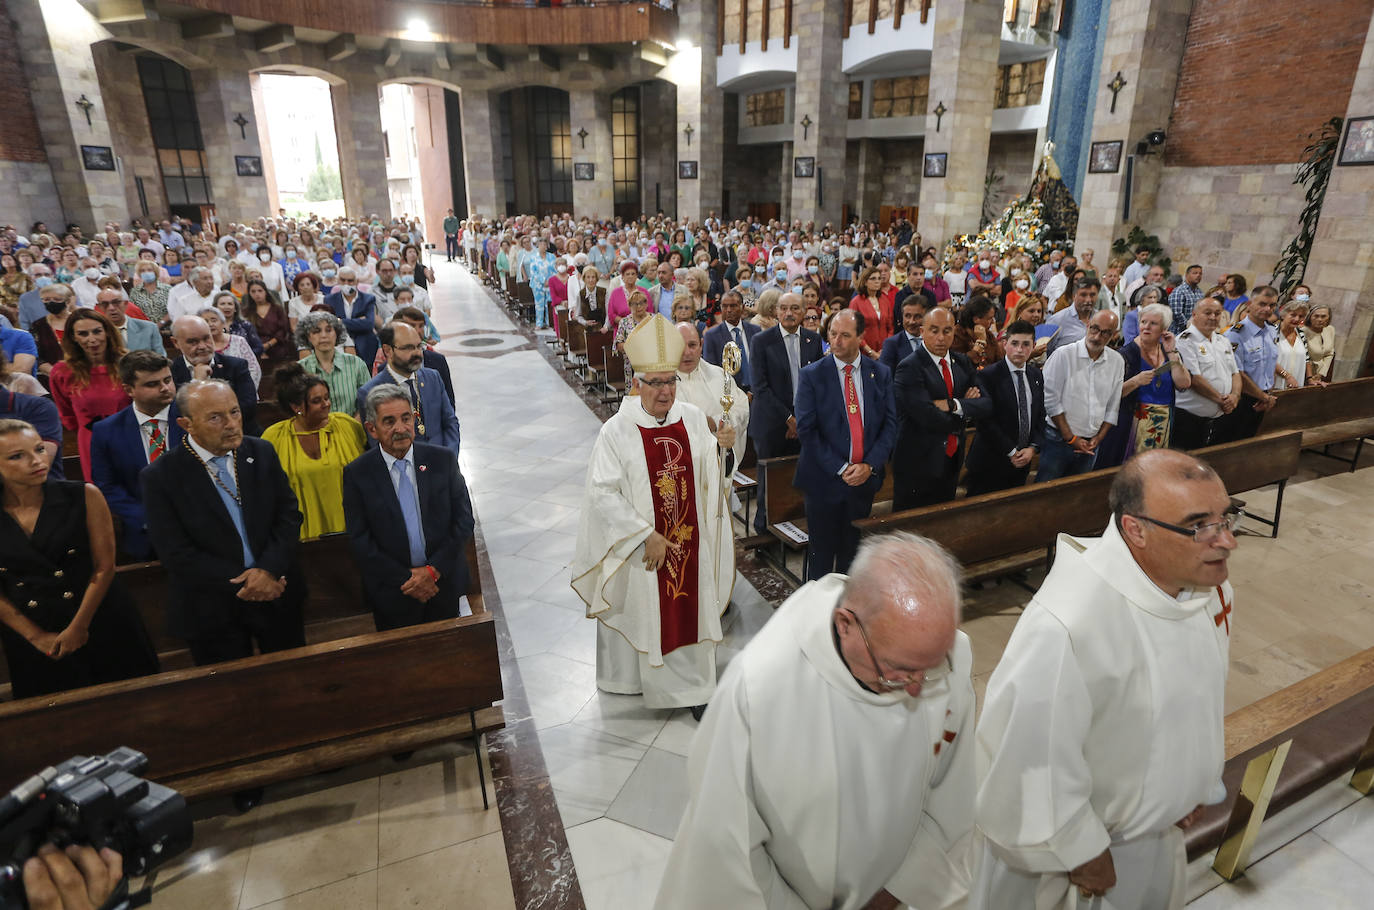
xmin=262 ymin=362 xmax=366 ymax=539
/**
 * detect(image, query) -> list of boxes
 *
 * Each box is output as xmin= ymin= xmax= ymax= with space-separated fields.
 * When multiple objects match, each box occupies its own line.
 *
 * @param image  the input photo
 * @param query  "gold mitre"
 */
xmin=623 ymin=314 xmax=685 ymax=375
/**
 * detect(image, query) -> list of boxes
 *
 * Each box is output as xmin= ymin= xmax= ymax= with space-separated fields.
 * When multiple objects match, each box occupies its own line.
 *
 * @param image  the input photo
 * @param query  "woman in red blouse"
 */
xmin=48 ymin=308 xmax=130 ymax=480
xmin=849 ymin=265 xmax=893 ymax=359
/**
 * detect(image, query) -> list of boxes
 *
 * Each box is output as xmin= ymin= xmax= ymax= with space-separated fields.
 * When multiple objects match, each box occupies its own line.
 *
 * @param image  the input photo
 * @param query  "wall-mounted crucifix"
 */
xmin=933 ymin=101 xmax=947 ymax=132
xmin=75 ymin=95 xmax=94 ymax=127
xmin=1108 ymin=72 xmax=1128 ymax=114
xmin=577 ymin=127 xmax=589 ymax=148
xmin=801 ymin=114 xmax=813 ymax=140
xmin=233 ymin=113 xmax=249 ymax=139
xmin=683 ymin=123 xmax=695 ymax=147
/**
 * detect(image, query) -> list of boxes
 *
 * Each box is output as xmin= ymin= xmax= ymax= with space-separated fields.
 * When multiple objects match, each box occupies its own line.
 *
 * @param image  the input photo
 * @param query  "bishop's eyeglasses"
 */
xmin=1128 ymin=507 xmax=1244 ymax=545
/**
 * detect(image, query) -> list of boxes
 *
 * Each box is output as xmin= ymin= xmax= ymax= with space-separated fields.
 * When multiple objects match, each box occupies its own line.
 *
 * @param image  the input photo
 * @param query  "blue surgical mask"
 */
xmin=286 ymin=249 xmax=297 ymax=259
xmin=925 ymin=268 xmax=935 ymax=280
xmin=322 ymin=268 xmax=336 ymax=279
xmin=807 ymin=265 xmax=819 ymax=275
xmin=137 ymin=272 xmax=155 ymax=284
xmin=1295 ymin=293 xmax=1311 ymax=303
xmin=34 ymin=275 xmax=53 ymax=288
xmin=790 ymin=285 xmax=805 ymax=295
xmin=1051 ymin=260 xmax=1061 ymax=270
xmin=399 ymin=275 xmax=414 ymax=286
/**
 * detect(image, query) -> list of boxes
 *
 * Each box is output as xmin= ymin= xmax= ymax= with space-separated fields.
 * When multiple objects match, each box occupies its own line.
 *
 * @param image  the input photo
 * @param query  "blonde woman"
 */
xmin=1303 ymin=299 xmax=1335 ymax=380
xmin=751 ymin=287 xmax=781 ymax=330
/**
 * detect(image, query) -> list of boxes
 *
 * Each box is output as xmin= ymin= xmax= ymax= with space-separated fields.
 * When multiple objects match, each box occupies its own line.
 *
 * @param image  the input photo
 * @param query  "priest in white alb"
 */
xmin=971 ymin=450 xmax=1238 ymax=910
xmin=572 ymin=314 xmax=736 ymax=718
xmin=674 ymin=320 xmax=749 ymax=476
xmin=656 ymin=532 xmax=976 ymax=910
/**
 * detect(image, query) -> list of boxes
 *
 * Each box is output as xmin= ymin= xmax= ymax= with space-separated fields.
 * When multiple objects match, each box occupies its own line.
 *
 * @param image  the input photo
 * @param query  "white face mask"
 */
xmin=1016 ymin=278 xmax=1029 ymax=289
xmin=979 ymin=259 xmax=991 ymax=270
xmin=83 ymin=268 xmax=101 ymax=281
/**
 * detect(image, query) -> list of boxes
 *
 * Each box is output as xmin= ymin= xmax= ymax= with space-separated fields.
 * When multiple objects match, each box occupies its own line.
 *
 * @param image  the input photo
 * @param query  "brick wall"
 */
xmin=0 ymin=2 xmax=45 ymax=163
xmin=1167 ymin=0 xmax=1370 ymax=166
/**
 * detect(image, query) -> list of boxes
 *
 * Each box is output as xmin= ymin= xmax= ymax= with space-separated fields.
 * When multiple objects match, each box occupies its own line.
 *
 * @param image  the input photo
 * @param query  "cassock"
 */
xmin=657 ymin=575 xmax=975 ymax=910
xmin=675 ymin=359 xmax=749 ymax=474
xmin=571 ymin=395 xmax=734 ymax=708
xmin=971 ymin=521 xmax=1232 ymax=910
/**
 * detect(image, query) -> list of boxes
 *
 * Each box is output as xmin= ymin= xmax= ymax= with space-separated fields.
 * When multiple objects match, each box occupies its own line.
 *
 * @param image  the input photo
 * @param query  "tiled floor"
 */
xmin=158 ymin=259 xmax=1374 ymax=908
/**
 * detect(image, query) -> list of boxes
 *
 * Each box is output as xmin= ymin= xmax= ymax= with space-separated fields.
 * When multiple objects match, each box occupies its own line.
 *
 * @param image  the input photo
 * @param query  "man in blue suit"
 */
xmin=96 ymin=289 xmax=163 ymax=354
xmin=702 ymin=290 xmax=761 ymax=391
xmin=169 ymin=315 xmax=260 ymax=436
xmin=327 ymin=266 xmax=379 ymax=367
xmin=878 ymin=295 xmax=929 ymax=375
xmin=91 ymin=350 xmax=183 ymax=560
xmin=343 ymin=384 xmax=474 ymax=632
xmin=748 ymin=292 xmax=822 ymax=534
xmin=357 ymin=322 xmax=460 ymax=456
xmin=794 ymin=309 xmax=897 ymax=580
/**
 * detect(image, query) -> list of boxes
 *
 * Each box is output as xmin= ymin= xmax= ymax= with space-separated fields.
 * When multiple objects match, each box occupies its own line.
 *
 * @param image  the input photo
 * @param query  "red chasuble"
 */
xmin=638 ymin=421 xmax=701 ymax=655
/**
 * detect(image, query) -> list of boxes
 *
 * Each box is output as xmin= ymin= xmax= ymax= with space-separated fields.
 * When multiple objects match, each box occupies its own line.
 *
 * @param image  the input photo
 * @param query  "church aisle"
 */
xmin=430 ymin=260 xmax=778 ymax=908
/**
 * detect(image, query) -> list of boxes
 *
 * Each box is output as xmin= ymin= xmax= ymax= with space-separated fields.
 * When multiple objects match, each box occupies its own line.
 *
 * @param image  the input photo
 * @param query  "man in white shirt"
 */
xmin=1045 ymin=277 xmax=1102 ymax=357
xmin=1037 ymin=310 xmax=1123 ymax=482
xmin=70 ymin=260 xmax=104 ymax=309
xmin=1120 ymin=246 xmax=1152 ymax=289
xmin=166 ymin=268 xmax=219 ymax=321
xmin=658 ymin=532 xmax=976 ymax=910
xmin=1173 ymin=297 xmax=1241 ymax=449
xmin=972 ymin=450 xmax=1235 ymax=910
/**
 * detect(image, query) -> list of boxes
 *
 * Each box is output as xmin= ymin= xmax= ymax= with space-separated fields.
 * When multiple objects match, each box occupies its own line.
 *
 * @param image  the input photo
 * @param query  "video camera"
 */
xmin=0 ymin=748 xmax=193 ymax=910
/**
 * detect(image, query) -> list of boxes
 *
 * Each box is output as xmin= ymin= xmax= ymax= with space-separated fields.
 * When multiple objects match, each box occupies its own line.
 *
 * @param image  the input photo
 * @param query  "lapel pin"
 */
xmin=246 ymin=457 xmax=254 ymax=464
xmin=419 ymin=464 xmax=428 ymax=472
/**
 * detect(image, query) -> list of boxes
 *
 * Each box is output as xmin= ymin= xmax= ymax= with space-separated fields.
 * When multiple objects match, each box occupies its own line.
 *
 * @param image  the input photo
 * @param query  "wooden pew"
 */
xmin=852 ymin=432 xmax=1303 ymax=581
xmin=564 ymin=320 xmax=588 ymax=369
xmin=756 ymin=455 xmax=896 ymax=582
xmin=1259 ymin=376 xmax=1374 ymax=471
xmin=580 ymin=329 xmax=612 ymax=389
xmin=0 ymin=535 xmax=501 ymax=803
xmin=603 ymin=346 xmax=628 ymax=403
xmin=1184 ymin=647 xmax=1374 ymax=880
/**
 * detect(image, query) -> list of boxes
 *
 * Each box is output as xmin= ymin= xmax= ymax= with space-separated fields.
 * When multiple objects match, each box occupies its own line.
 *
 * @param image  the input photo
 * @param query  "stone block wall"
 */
xmin=985 ymin=132 xmax=1037 ymax=218
xmin=1141 ymin=163 xmax=1302 ymax=286
xmin=0 ymin=160 xmax=64 ymax=234
xmin=641 ymin=80 xmax=677 ymax=217
xmin=877 ymin=138 xmax=924 ymax=208
xmin=0 ymin=1 xmax=45 ymax=165
xmin=91 ymin=41 xmax=165 ymax=221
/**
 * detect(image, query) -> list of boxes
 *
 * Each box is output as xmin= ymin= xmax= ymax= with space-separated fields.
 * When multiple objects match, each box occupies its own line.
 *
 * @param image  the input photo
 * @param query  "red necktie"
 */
xmin=939 ymin=358 xmax=958 ymax=457
xmin=844 ymin=364 xmax=864 ymax=464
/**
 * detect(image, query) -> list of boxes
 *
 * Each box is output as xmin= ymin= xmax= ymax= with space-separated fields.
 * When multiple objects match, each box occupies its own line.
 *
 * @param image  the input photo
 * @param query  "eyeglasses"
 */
xmin=847 ymin=609 xmax=953 ymax=691
xmin=640 ymin=376 xmax=678 ymax=388
xmin=1129 ymin=508 xmax=1244 ymax=544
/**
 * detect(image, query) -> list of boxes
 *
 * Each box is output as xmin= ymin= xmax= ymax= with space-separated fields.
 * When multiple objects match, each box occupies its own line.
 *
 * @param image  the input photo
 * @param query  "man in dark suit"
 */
xmin=356 ymin=322 xmax=461 ymax=455
xmin=343 ymin=384 xmax=474 ymax=632
xmin=965 ymin=319 xmax=1046 ymax=496
xmin=169 ymin=315 xmax=260 ymax=435
xmin=794 ymin=309 xmax=897 ymax=580
xmin=394 ymin=306 xmax=456 ymax=407
xmin=327 ymin=267 xmax=379 ymax=367
xmin=892 ymin=307 xmax=991 ymax=511
xmin=141 ymin=378 xmax=305 ymax=811
xmin=879 ymin=296 xmax=929 ymax=375
xmin=702 ymin=290 xmax=762 ymax=391
xmin=748 ymin=292 xmax=822 ymax=534
xmin=141 ymin=378 xmax=305 ymax=664
xmin=90 ymin=350 xmax=184 ymax=559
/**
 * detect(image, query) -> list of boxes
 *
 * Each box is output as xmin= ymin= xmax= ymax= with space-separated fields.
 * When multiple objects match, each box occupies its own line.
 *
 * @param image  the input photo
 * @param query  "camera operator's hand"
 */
xmin=23 ymin=843 xmax=123 ymax=910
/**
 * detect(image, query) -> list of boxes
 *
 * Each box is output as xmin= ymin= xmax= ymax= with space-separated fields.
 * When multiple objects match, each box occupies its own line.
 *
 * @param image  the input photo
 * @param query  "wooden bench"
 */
xmin=756 ymin=454 xmax=896 ymax=582
xmin=1184 ymin=647 xmax=1374 ymax=880
xmin=1260 ymin=376 xmax=1374 ymax=471
xmin=852 ymin=432 xmax=1303 ymax=581
xmin=0 ymin=534 xmax=502 ymax=804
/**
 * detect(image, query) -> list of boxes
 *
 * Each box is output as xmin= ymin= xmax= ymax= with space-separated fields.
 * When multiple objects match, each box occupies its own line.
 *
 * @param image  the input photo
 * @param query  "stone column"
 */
xmin=789 ymin=0 xmax=846 ymax=225
xmin=1073 ymin=0 xmax=1193 ymax=256
xmin=854 ymin=138 xmax=883 ymax=222
xmin=1305 ymin=9 xmax=1374 ymax=380
xmin=916 ymin=0 xmax=1001 ymax=248
xmin=90 ymin=41 xmax=165 ymax=221
xmin=641 ymin=80 xmax=677 ymax=216
xmin=779 ymin=141 xmax=794 ymax=223
xmin=457 ymin=89 xmax=504 ymax=219
xmin=331 ymin=79 xmax=390 ymax=219
xmin=11 ymin=0 xmax=128 ymax=229
xmin=571 ymin=90 xmax=614 ymax=221
xmin=191 ymin=67 xmax=270 ymax=227
xmin=671 ymin=0 xmax=724 ymax=222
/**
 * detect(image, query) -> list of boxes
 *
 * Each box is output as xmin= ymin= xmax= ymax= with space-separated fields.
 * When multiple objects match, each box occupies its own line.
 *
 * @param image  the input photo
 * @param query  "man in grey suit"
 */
xmin=96 ymin=288 xmax=163 ymax=353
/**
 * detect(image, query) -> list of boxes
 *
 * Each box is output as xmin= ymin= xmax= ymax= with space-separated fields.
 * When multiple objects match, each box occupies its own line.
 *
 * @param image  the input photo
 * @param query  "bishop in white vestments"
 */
xmin=571 ymin=314 xmax=736 ymax=712
xmin=657 ymin=532 xmax=976 ymax=910
xmin=972 ymin=450 xmax=1237 ymax=910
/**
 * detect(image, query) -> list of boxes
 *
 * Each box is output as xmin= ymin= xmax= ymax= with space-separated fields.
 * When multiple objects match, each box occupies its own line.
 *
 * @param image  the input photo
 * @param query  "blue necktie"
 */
xmin=212 ymin=455 xmax=254 ymax=567
xmin=732 ymin=326 xmax=751 ymax=387
xmin=393 ymin=458 xmax=427 ymax=567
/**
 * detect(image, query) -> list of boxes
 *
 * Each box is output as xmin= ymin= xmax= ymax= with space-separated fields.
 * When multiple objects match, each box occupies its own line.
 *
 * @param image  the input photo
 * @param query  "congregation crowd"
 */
xmin=451 ymin=210 xmax=1334 ymax=578
xmin=0 ymin=211 xmax=473 ymax=809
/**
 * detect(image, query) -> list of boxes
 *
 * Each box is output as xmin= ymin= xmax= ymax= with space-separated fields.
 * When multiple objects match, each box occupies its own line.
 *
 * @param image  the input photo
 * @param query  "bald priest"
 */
xmin=571 ymin=314 xmax=738 ymax=718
